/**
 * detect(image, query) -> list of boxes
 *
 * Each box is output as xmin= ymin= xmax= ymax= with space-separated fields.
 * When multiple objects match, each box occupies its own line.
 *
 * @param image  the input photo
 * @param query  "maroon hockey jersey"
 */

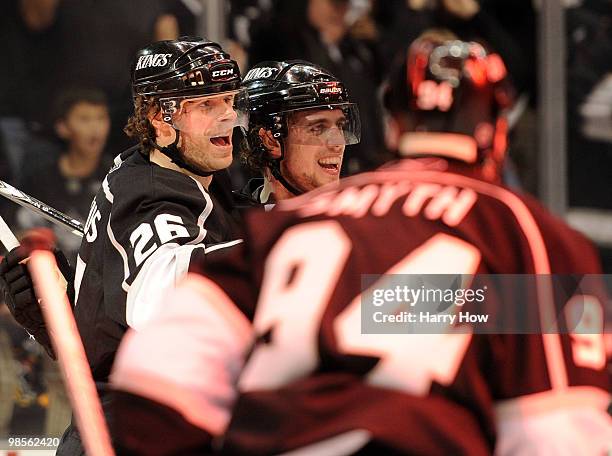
xmin=111 ymin=158 xmax=611 ymax=455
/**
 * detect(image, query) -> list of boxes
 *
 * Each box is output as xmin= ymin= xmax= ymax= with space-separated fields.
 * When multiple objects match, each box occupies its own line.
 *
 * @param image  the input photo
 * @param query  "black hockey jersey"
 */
xmin=75 ymin=146 xmax=239 ymax=384
xmin=111 ymin=158 xmax=612 ymax=455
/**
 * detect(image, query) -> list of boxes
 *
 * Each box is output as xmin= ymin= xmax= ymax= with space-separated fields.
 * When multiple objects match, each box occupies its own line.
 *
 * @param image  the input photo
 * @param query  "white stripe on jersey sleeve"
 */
xmin=204 ymin=239 xmax=243 ymax=254
xmin=111 ymin=274 xmax=252 ymax=435
xmin=126 ymin=242 xmax=198 ymax=329
xmin=125 ymin=238 xmax=243 ymax=329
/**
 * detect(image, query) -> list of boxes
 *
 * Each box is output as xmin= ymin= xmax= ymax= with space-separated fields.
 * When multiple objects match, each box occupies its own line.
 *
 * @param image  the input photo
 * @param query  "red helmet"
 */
xmin=384 ymin=36 xmax=515 ymax=169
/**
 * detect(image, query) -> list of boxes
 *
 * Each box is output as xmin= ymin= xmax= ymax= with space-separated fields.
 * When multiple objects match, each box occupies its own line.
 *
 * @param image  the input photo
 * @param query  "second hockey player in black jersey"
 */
xmin=239 ymin=60 xmax=361 ymax=204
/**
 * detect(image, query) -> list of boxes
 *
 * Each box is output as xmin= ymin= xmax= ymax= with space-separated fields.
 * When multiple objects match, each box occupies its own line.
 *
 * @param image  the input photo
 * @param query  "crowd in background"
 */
xmin=0 ymin=0 xmax=610 ymax=439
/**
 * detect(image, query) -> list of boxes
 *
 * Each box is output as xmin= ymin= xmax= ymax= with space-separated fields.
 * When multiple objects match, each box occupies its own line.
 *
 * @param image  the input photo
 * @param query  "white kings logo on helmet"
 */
xmin=135 ymin=53 xmax=173 ymax=70
xmin=243 ymin=67 xmax=277 ymax=81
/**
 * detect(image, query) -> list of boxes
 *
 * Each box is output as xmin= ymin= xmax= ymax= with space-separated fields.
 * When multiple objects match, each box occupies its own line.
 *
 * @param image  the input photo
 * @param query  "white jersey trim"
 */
xmin=187 ymin=176 xmax=213 ymax=246
xmin=73 ymin=254 xmax=86 ymax=306
xmin=204 ymin=239 xmax=243 ymax=254
xmin=126 ymin=242 xmax=196 ymax=328
xmin=106 ymin=214 xmax=132 ymax=293
xmin=102 ymin=176 xmax=113 ymax=203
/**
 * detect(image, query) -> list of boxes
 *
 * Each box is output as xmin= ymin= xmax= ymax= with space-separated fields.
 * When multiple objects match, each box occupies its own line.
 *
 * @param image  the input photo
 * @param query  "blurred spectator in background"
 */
xmin=248 ymin=0 xmax=389 ymax=175
xmin=0 ymin=0 xmax=181 ymax=173
xmin=371 ymin=0 xmax=434 ymax=69
xmin=565 ymin=0 xmax=612 ymax=271
xmin=165 ymin=0 xmax=199 ymax=37
xmin=0 ymin=132 xmax=16 ymax=185
xmin=17 ymin=88 xmax=112 ymax=263
xmin=228 ymin=0 xmax=275 ymax=69
xmin=36 ymin=0 xmax=180 ymax=151
xmin=567 ymin=0 xmax=612 ymax=210
xmin=0 ymin=131 xmax=17 ymax=241
xmin=0 ymin=0 xmax=57 ymax=124
xmin=0 ymin=0 xmax=58 ymax=194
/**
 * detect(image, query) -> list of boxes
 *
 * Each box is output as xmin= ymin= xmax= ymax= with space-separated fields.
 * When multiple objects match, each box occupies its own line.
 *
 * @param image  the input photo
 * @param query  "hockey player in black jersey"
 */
xmin=238 ymin=60 xmax=361 ymax=204
xmin=111 ymin=34 xmax=612 ymax=454
xmin=1 ymin=36 xmax=247 ymax=455
xmin=67 ymin=36 xmax=248 ymax=454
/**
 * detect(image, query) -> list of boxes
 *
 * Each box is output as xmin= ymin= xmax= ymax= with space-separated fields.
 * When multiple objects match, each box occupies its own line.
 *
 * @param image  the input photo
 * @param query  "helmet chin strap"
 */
xmin=151 ymin=128 xmax=215 ymax=177
xmin=268 ymin=141 xmax=305 ymax=196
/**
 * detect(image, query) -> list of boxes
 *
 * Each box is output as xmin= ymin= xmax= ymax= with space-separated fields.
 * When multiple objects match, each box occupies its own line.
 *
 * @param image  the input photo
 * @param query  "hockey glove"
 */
xmin=0 ymin=228 xmax=75 ymax=359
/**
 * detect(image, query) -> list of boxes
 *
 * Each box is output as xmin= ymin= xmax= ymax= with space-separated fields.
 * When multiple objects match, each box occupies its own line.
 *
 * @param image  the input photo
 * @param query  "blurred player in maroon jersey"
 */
xmin=110 ymin=33 xmax=612 ymax=455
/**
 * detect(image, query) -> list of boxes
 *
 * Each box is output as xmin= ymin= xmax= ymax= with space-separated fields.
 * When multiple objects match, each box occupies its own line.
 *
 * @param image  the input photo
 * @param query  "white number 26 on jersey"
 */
xmin=130 ymin=214 xmax=190 ymax=267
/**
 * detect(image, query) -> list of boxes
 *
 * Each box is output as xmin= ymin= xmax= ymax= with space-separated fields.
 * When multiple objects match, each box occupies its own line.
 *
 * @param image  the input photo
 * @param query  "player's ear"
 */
xmin=259 ymin=128 xmax=281 ymax=159
xmin=150 ymin=111 xmax=176 ymax=146
xmin=55 ymin=119 xmax=70 ymax=140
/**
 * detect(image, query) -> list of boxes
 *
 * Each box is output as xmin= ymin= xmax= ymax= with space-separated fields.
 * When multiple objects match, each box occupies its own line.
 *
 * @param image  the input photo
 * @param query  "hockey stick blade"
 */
xmin=0 ymin=179 xmax=84 ymax=237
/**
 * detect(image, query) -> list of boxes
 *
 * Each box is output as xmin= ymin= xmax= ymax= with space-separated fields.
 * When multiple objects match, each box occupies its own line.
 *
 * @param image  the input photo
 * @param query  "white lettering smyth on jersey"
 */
xmin=297 ymin=182 xmax=477 ymax=226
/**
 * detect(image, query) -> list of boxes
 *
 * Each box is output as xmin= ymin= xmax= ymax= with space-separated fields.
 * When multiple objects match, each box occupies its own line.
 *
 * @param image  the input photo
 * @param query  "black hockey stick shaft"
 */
xmin=0 ymin=179 xmax=85 ymax=237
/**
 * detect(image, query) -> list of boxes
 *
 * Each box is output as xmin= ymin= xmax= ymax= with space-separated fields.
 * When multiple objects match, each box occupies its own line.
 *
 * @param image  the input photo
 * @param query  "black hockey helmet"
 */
xmin=384 ymin=35 xmax=515 ymax=167
xmin=131 ymin=36 xmax=245 ymax=124
xmin=131 ymin=36 xmax=241 ymax=98
xmin=129 ymin=37 xmax=247 ymax=177
xmin=242 ymin=60 xmax=360 ymax=194
xmin=243 ymin=60 xmax=360 ymax=144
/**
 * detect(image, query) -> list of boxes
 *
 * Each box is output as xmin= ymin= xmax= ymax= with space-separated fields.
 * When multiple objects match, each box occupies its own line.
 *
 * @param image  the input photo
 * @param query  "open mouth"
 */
xmin=317 ymin=156 xmax=341 ymax=173
xmin=210 ymin=135 xmax=231 ymax=147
